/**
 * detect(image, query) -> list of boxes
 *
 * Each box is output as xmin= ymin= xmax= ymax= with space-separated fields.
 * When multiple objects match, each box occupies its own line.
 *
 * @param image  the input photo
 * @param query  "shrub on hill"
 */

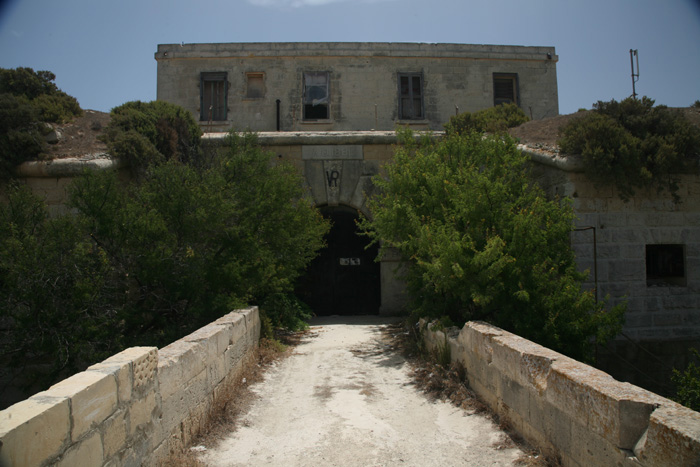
xmin=0 ymin=68 xmax=83 ymax=177
xmin=101 ymin=100 xmax=203 ymax=176
xmin=558 ymin=96 xmax=700 ymax=201
xmin=444 ymin=103 xmax=529 ymax=136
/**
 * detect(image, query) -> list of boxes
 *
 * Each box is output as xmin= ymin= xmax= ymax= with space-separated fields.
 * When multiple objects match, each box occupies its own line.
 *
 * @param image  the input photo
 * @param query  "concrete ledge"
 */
xmin=0 ymin=307 xmax=260 ymax=467
xmin=15 ymin=154 xmax=122 ymax=178
xmin=421 ymin=319 xmax=700 ymax=467
xmin=202 ymin=130 xmax=443 ymax=146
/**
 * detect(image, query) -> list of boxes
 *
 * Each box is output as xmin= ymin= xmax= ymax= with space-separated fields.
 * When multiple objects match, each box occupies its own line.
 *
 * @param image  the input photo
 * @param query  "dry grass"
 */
xmin=159 ymin=331 xmax=305 ymax=466
xmin=380 ymin=322 xmax=560 ymax=467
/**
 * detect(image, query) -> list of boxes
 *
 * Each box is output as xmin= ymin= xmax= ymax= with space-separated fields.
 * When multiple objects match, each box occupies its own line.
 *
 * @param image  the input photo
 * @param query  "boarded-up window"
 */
xmin=246 ymin=73 xmax=265 ymax=99
xmin=200 ymin=72 xmax=227 ymax=121
xmin=398 ymin=73 xmax=424 ymax=120
xmin=303 ymin=71 xmax=329 ymax=120
xmin=493 ymin=73 xmax=518 ymax=106
xmin=646 ymin=244 xmax=686 ymax=286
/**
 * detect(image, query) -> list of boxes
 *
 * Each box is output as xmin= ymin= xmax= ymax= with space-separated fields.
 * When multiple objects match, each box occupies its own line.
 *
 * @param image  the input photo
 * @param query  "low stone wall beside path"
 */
xmin=0 ymin=307 xmax=260 ymax=467
xmin=421 ymin=319 xmax=700 ymax=467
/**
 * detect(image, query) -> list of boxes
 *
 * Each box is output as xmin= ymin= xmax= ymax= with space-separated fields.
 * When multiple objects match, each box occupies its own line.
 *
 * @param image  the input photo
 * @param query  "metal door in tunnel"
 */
xmin=296 ymin=206 xmax=381 ymax=315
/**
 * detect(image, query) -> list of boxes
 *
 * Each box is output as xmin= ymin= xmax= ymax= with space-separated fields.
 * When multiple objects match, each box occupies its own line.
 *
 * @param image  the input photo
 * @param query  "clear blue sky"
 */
xmin=1 ymin=0 xmax=698 ymax=116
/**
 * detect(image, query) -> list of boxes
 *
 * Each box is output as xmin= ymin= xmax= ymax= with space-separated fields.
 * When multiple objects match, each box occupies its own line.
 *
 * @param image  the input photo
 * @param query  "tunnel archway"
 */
xmin=296 ymin=205 xmax=381 ymax=316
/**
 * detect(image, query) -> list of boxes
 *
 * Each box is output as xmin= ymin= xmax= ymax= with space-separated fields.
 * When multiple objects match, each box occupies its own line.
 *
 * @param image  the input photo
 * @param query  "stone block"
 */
xmin=634 ymin=403 xmax=700 ymax=466
xmin=0 ymin=395 xmax=70 ymax=466
xmin=102 ymin=409 xmax=127 ymax=460
xmin=47 ymin=371 xmax=118 ymax=440
xmin=57 ymin=430 xmax=103 ymax=467
xmin=546 ymin=359 xmax=663 ymax=450
xmin=608 ymin=259 xmax=646 ymax=281
xmin=184 ymin=323 xmax=229 ymax=362
xmin=88 ymin=347 xmax=158 ymax=403
xmin=129 ymin=390 xmax=157 ymax=435
xmin=159 ymin=369 xmax=208 ymax=436
xmin=158 ymin=339 xmax=207 ymax=390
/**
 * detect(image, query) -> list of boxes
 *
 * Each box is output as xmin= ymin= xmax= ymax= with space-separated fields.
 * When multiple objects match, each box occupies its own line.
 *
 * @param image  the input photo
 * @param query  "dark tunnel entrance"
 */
xmin=296 ymin=206 xmax=381 ymax=316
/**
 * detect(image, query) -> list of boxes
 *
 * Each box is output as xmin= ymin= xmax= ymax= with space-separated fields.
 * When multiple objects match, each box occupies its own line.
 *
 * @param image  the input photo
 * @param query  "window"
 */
xmin=493 ymin=73 xmax=518 ymax=106
xmin=398 ymin=73 xmax=424 ymax=120
xmin=246 ymin=73 xmax=265 ymax=99
xmin=200 ymin=72 xmax=227 ymax=121
xmin=646 ymin=244 xmax=686 ymax=286
xmin=303 ymin=71 xmax=329 ymax=120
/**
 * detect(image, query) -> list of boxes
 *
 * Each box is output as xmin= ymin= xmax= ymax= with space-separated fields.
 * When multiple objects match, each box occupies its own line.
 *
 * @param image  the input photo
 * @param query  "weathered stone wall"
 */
xmin=0 ymin=307 xmax=260 ymax=467
xmin=528 ymin=149 xmax=700 ymax=395
xmin=422 ymin=319 xmax=700 ymax=467
xmin=156 ymin=42 xmax=559 ymax=132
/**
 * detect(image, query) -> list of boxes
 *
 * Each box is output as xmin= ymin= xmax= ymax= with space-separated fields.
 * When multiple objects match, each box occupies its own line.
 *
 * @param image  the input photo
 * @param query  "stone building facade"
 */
xmin=155 ymin=42 xmax=559 ymax=317
xmin=155 ymin=42 xmax=559 ymax=132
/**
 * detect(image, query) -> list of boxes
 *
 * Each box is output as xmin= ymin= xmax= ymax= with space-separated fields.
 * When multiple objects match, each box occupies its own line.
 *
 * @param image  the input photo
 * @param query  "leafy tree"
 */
xmin=362 ymin=130 xmax=624 ymax=361
xmin=444 ymin=103 xmax=529 ymax=136
xmin=69 ymin=130 xmax=329 ymax=347
xmin=0 ymin=68 xmax=83 ymax=177
xmin=0 ymin=183 xmax=118 ymax=390
xmin=0 ymin=67 xmax=81 ymax=123
xmin=101 ymin=100 xmax=203 ymax=175
xmin=558 ymin=97 xmax=700 ymax=201
xmin=672 ymin=348 xmax=700 ymax=412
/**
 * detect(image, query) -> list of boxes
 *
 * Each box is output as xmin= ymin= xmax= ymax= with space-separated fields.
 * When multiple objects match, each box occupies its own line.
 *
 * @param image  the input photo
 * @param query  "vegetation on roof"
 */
xmin=558 ymin=96 xmax=700 ymax=202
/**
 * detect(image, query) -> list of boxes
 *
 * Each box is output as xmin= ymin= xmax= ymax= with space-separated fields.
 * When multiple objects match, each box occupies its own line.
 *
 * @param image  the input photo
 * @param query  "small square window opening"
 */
xmin=200 ymin=72 xmax=227 ymax=122
xmin=493 ymin=73 xmax=518 ymax=107
xmin=303 ymin=71 xmax=329 ymax=120
xmin=646 ymin=244 xmax=686 ymax=287
xmin=246 ymin=73 xmax=265 ymax=99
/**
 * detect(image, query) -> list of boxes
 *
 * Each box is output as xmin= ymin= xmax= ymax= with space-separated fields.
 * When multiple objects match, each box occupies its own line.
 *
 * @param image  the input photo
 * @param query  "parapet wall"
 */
xmin=0 ymin=307 xmax=260 ymax=466
xmin=421 ymin=320 xmax=700 ymax=467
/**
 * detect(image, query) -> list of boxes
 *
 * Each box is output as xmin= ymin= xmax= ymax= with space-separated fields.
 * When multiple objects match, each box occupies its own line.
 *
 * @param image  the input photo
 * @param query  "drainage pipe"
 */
xmin=276 ymin=99 xmax=281 ymax=131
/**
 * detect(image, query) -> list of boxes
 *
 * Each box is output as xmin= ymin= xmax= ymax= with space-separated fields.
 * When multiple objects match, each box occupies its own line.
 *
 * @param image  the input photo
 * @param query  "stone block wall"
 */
xmin=0 ymin=307 xmax=260 ymax=466
xmin=528 ymin=153 xmax=700 ymax=395
xmin=422 ymin=320 xmax=700 ymax=467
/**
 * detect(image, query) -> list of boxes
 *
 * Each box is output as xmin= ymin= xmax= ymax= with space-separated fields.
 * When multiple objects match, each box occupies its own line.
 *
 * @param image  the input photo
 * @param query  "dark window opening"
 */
xmin=398 ymin=73 xmax=424 ymax=119
xmin=303 ymin=71 xmax=329 ymax=120
xmin=200 ymin=72 xmax=227 ymax=121
xmin=246 ymin=73 xmax=264 ymax=99
xmin=646 ymin=244 xmax=686 ymax=287
xmin=493 ymin=73 xmax=518 ymax=106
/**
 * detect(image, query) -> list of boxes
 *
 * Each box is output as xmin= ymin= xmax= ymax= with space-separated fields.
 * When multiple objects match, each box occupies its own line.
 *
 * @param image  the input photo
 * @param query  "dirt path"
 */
xmin=200 ymin=316 xmax=524 ymax=466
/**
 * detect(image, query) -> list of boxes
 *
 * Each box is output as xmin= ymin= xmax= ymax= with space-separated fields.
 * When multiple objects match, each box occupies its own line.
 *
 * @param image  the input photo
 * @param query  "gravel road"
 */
xmin=201 ymin=315 xmax=524 ymax=466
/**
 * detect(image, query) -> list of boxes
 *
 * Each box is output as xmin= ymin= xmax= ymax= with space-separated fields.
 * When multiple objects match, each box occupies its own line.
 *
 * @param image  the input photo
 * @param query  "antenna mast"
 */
xmin=630 ymin=49 xmax=640 ymax=99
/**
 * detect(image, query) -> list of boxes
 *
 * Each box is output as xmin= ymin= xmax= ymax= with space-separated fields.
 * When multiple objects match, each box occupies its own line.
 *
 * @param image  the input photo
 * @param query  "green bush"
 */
xmin=1 ymin=120 xmax=329 ymax=397
xmin=444 ymin=103 xmax=529 ymax=136
xmin=261 ymin=293 xmax=313 ymax=332
xmin=0 ymin=67 xmax=82 ymax=124
xmin=0 ymin=68 xmax=83 ymax=177
xmin=69 ymin=129 xmax=329 ymax=348
xmin=361 ymin=129 xmax=625 ymax=362
xmin=0 ymin=182 xmax=119 ymax=388
xmin=672 ymin=348 xmax=700 ymax=412
xmin=558 ymin=97 xmax=700 ymax=201
xmin=102 ymin=100 xmax=202 ymax=175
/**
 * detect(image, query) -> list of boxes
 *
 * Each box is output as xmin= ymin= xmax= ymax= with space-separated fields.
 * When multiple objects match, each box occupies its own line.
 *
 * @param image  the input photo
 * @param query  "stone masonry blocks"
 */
xmin=0 ymin=396 xmax=70 ymax=466
xmin=0 ymin=307 xmax=261 ymax=467
xmin=47 ymin=371 xmax=118 ymax=440
xmin=422 ymin=319 xmax=700 ymax=467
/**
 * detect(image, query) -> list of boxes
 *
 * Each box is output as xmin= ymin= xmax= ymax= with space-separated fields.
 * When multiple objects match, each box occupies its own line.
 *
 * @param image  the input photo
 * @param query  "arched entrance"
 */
xmin=296 ymin=205 xmax=381 ymax=315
